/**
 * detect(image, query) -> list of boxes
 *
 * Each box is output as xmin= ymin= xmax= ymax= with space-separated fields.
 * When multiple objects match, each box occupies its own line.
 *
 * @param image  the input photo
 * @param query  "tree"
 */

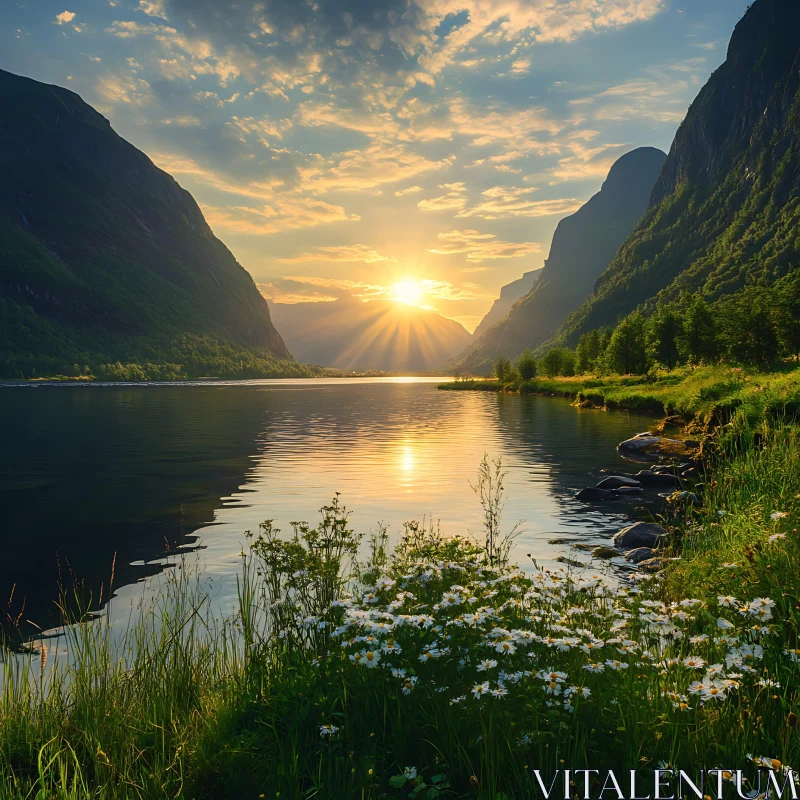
xmin=605 ymin=313 xmax=648 ymax=374
xmin=717 ymin=289 xmax=779 ymax=365
xmin=516 ymin=349 xmax=537 ymax=380
xmin=774 ymin=274 xmax=800 ymax=360
xmin=647 ymin=307 xmax=682 ymax=369
xmin=561 ymin=349 xmax=577 ymax=377
xmin=540 ymin=348 xmax=565 ymax=378
xmin=679 ymin=297 xmax=718 ymax=366
xmin=494 ymin=357 xmax=512 ymax=382
xmin=576 ymin=331 xmax=601 ymax=374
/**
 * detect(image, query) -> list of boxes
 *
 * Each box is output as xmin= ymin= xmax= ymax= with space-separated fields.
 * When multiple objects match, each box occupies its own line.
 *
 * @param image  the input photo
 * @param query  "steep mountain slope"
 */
xmin=556 ymin=0 xmax=800 ymax=344
xmin=268 ymin=298 xmax=472 ymax=372
xmin=452 ymin=147 xmax=666 ymax=373
xmin=0 ymin=69 xmax=293 ymax=378
xmin=472 ymin=268 xmax=543 ymax=340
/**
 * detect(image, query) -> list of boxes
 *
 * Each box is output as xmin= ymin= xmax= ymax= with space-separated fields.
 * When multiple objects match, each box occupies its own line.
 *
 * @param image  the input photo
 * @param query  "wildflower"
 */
xmin=583 ymin=662 xmax=605 ymax=673
xmin=605 ymin=659 xmax=629 ymax=671
xmin=770 ymin=512 xmax=788 ymax=520
xmin=381 ymin=640 xmax=401 ymax=654
xmin=390 ymin=667 xmax=407 ymax=678
xmin=769 ymin=533 xmax=786 ymax=542
xmin=363 ymin=649 xmax=381 ymax=668
xmin=403 ymin=767 xmax=418 ymax=780
xmin=683 ymin=656 xmax=705 ymax=669
xmin=320 ymin=725 xmax=339 ymax=737
xmin=477 ymin=659 xmax=498 ymax=672
xmin=718 ymin=596 xmax=738 ymax=608
xmin=689 ymin=634 xmax=710 ymax=645
xmin=495 ymin=640 xmax=517 ymax=656
xmin=449 ymin=695 xmax=466 ymax=705
xmin=747 ymin=598 xmax=775 ymax=620
xmin=700 ymin=680 xmax=727 ymax=701
xmin=784 ymin=648 xmax=800 ymax=662
xmin=722 ymin=563 xmax=738 ymax=568
xmin=472 ymin=682 xmax=490 ymax=699
xmin=491 ymin=686 xmax=509 ymax=699
xmin=716 ymin=618 xmax=735 ymax=630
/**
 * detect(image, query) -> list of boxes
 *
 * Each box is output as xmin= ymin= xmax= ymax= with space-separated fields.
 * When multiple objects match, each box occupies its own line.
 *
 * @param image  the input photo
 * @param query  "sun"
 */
xmin=392 ymin=279 xmax=425 ymax=307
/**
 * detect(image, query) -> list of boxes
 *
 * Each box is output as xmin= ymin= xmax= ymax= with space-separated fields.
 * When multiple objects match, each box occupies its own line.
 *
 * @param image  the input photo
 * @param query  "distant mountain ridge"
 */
xmin=451 ymin=147 xmax=666 ymax=373
xmin=554 ymin=0 xmax=800 ymax=344
xmin=268 ymin=298 xmax=472 ymax=372
xmin=472 ymin=269 xmax=543 ymax=340
xmin=0 ymin=69 xmax=294 ymax=378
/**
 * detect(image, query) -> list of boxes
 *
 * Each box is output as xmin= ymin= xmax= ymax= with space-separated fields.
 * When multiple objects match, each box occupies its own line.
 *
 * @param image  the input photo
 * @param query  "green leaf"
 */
xmin=389 ymin=775 xmax=408 ymax=789
xmin=431 ymin=774 xmax=447 ymax=785
xmin=426 ymin=788 xmax=441 ymax=799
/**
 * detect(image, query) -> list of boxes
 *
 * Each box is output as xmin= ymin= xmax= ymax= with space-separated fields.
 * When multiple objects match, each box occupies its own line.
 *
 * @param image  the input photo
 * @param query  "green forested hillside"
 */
xmin=450 ymin=147 xmax=666 ymax=374
xmin=555 ymin=0 xmax=800 ymax=346
xmin=0 ymin=69 xmax=301 ymax=379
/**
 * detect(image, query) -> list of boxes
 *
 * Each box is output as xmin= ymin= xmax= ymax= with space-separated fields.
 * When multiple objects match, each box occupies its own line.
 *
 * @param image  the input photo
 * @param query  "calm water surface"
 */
xmin=1 ymin=378 xmax=657 ymax=634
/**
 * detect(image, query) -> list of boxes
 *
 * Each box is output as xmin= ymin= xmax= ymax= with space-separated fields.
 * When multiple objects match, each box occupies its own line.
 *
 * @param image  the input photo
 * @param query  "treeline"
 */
xmin=487 ymin=274 xmax=800 ymax=381
xmin=0 ymin=333 xmax=317 ymax=381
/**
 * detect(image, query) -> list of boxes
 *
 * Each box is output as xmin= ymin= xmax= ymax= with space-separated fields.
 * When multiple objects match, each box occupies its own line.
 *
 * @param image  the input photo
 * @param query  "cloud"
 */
xmin=428 ymin=229 xmax=542 ymax=262
xmin=395 ymin=185 xmax=423 ymax=196
xmin=454 ymin=186 xmax=583 ymax=220
xmin=417 ymin=182 xmax=467 ymax=212
xmin=54 ymin=10 xmax=76 ymax=24
xmin=278 ymin=245 xmax=396 ymax=264
xmin=95 ymin=73 xmax=153 ymax=106
xmin=137 ymin=0 xmax=167 ymax=17
xmin=298 ymin=143 xmax=454 ymax=194
xmin=202 ymin=197 xmax=360 ymax=235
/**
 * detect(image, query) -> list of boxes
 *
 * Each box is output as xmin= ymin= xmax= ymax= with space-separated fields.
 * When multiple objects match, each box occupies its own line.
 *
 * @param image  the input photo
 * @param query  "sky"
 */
xmin=2 ymin=0 xmax=751 ymax=332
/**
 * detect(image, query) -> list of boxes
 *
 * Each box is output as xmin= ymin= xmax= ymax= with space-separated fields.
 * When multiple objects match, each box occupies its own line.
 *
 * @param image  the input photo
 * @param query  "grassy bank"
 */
xmin=440 ymin=365 xmax=800 ymax=426
xmin=1 ymin=436 xmax=799 ymax=798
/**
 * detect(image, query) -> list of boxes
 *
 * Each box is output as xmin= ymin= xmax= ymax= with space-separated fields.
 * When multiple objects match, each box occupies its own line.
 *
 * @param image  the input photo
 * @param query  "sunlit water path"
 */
xmin=0 ymin=378 xmax=657 ymax=637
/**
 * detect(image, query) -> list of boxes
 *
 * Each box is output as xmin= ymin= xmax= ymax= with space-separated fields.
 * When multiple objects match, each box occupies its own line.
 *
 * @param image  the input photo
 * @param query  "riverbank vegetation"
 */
xmin=1 ymin=434 xmax=799 ymax=798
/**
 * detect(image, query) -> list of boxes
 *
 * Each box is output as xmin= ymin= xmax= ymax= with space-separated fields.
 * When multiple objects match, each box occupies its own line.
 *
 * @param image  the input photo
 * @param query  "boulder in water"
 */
xmin=625 ymin=547 xmax=655 ymax=564
xmin=576 ymin=487 xmax=619 ymax=502
xmin=596 ymin=476 xmax=642 ymax=489
xmin=613 ymin=522 xmax=668 ymax=550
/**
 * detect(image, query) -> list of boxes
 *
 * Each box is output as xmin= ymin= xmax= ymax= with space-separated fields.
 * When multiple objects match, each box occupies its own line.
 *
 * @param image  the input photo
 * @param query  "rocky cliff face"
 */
xmin=0 ymin=69 xmax=290 ymax=374
xmin=556 ymin=0 xmax=800 ymax=344
xmin=451 ymin=147 xmax=666 ymax=373
xmin=472 ymin=269 xmax=543 ymax=340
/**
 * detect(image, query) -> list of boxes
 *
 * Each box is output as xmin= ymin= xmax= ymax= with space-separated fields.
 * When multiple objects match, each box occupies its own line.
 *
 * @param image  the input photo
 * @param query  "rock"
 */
xmin=571 ymin=543 xmax=593 ymax=551
xmin=576 ymin=487 xmax=619 ymax=502
xmin=635 ymin=470 xmax=679 ymax=488
xmin=556 ymin=556 xmax=585 ymax=568
xmin=615 ymin=486 xmax=644 ymax=495
xmin=548 ymin=537 xmax=577 ymax=544
xmin=683 ymin=440 xmax=700 ymax=449
xmin=639 ymin=557 xmax=665 ymax=571
xmin=612 ymin=521 xmax=669 ymax=550
xmin=662 ymin=491 xmax=700 ymax=506
xmin=596 ymin=476 xmax=642 ymax=489
xmin=618 ymin=434 xmax=661 ymax=453
xmin=651 ymin=465 xmax=676 ymax=475
xmin=591 ymin=546 xmax=617 ymax=560
xmin=625 ymin=547 xmax=655 ymax=564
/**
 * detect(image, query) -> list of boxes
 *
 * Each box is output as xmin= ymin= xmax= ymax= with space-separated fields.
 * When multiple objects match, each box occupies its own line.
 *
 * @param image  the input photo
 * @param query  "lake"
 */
xmin=0 ymin=378 xmax=657 ymax=637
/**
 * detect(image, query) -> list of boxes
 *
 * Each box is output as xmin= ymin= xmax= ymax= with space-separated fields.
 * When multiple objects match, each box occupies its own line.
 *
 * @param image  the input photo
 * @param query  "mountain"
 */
xmin=0 ymin=69 xmax=296 ymax=379
xmin=268 ymin=298 xmax=472 ymax=372
xmin=451 ymin=147 xmax=666 ymax=373
xmin=556 ymin=0 xmax=800 ymax=344
xmin=472 ymin=269 xmax=543 ymax=340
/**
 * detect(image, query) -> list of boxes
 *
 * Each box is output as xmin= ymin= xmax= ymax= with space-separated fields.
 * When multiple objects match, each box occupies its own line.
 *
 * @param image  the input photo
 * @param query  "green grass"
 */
xmin=441 ymin=364 xmax=800 ymax=426
xmin=1 ymin=436 xmax=799 ymax=798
